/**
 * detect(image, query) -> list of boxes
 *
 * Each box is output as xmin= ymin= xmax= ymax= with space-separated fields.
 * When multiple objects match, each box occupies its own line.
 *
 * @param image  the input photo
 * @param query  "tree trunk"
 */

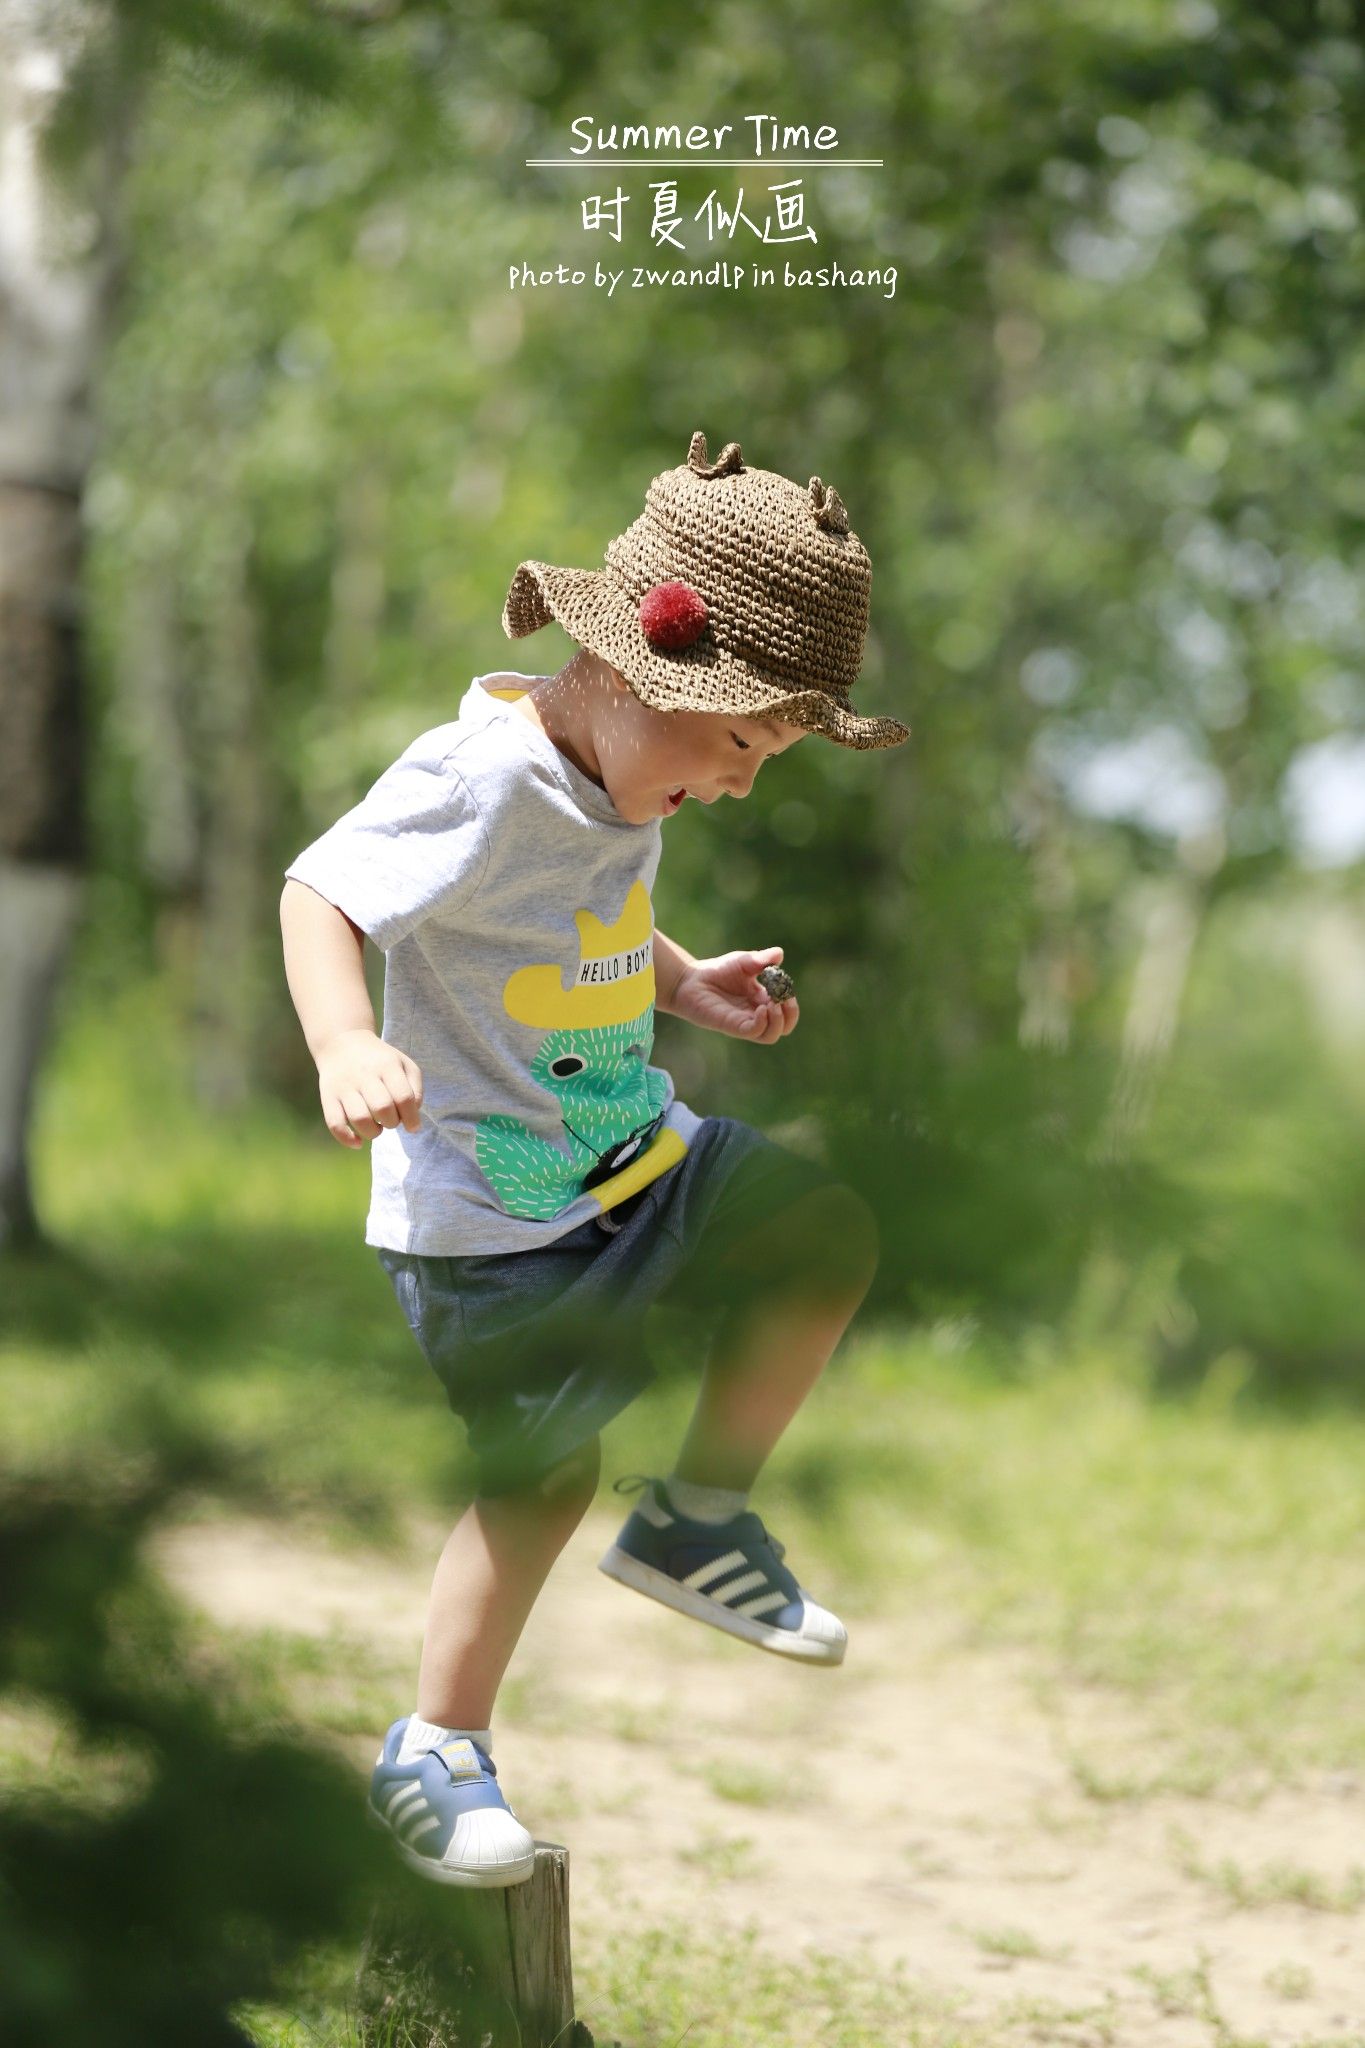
xmin=118 ymin=554 xmax=200 ymax=897
xmin=195 ymin=515 xmax=268 ymax=1110
xmin=0 ymin=849 xmax=82 ymax=1251
xmin=0 ymin=3 xmax=135 ymax=1253
xmin=318 ymin=457 xmax=389 ymax=815
xmin=1014 ymin=764 xmax=1082 ymax=1053
xmin=1097 ymin=869 xmax=1207 ymax=1163
xmin=355 ymin=1843 xmax=598 ymax=2048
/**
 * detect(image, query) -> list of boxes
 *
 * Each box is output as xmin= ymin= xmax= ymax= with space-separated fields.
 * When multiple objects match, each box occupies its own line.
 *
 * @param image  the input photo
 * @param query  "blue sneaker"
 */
xmin=367 ymin=1718 xmax=537 ymax=1887
xmin=597 ymin=1475 xmax=847 ymax=1665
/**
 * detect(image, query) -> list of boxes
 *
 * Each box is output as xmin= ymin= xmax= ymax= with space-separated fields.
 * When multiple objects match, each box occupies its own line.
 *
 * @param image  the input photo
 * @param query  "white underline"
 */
xmin=526 ymin=159 xmax=884 ymax=169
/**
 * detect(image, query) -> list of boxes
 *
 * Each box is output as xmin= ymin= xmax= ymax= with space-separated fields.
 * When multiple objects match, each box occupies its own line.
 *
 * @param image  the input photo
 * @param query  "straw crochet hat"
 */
xmin=501 ymin=429 xmax=910 ymax=749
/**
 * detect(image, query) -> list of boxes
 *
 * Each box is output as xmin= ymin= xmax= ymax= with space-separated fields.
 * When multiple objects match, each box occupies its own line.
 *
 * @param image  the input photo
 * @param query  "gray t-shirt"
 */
xmin=284 ymin=672 xmax=701 ymax=1254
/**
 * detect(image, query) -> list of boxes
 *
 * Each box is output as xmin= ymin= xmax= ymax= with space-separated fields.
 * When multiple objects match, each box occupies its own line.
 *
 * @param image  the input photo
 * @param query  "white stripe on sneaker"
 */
xmin=734 ymin=1588 xmax=790 ymax=1618
xmin=404 ymin=1816 xmax=441 ymax=1844
xmin=710 ymin=1568 xmax=768 ymax=1605
xmin=386 ymin=1784 xmax=423 ymax=1820
xmin=681 ymin=1548 xmax=748 ymax=1591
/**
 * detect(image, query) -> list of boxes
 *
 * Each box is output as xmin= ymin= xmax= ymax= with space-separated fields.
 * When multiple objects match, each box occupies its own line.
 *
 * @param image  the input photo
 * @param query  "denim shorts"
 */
xmin=375 ymin=1115 xmax=843 ymax=1497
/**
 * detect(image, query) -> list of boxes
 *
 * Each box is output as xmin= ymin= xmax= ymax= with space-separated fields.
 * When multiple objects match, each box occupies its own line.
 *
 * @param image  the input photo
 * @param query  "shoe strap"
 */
xmin=748 ymin=1518 xmax=786 ymax=1563
xmin=615 ymin=1476 xmax=788 ymax=1565
xmin=435 ymin=1738 xmax=496 ymax=1783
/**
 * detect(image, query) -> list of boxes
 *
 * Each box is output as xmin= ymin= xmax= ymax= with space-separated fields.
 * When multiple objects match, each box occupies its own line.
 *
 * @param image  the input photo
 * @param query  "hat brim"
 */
xmin=502 ymin=559 xmax=910 ymax=751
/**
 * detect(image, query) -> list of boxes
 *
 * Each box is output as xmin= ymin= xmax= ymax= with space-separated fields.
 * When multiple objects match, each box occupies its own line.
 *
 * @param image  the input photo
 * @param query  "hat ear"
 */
xmin=688 ymin=430 xmax=745 ymax=478
xmin=502 ymin=561 xmax=555 ymax=638
xmin=809 ymin=478 xmax=849 ymax=535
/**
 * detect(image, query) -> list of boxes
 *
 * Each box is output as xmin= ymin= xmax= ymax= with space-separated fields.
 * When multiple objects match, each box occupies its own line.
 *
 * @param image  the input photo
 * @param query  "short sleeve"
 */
xmin=284 ymin=733 xmax=489 ymax=951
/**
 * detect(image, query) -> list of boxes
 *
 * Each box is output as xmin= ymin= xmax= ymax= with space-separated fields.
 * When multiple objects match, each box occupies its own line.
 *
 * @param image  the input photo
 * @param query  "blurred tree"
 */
xmin=0 ymin=0 xmax=445 ymax=1240
xmin=0 ymin=1 xmax=134 ymax=1252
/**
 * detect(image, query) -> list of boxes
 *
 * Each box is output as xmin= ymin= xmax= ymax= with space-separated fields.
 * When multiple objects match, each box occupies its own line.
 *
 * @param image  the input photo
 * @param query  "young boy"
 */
xmin=279 ymin=429 xmax=909 ymax=1888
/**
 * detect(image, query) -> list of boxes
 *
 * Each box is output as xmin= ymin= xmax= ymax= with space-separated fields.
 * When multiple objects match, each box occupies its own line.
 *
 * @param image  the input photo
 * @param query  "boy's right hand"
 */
xmin=317 ymin=1029 xmax=424 ymax=1148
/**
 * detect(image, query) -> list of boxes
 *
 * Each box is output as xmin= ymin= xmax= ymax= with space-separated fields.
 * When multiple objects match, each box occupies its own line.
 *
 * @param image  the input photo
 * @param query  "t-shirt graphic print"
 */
xmin=475 ymin=878 xmax=676 ymax=1219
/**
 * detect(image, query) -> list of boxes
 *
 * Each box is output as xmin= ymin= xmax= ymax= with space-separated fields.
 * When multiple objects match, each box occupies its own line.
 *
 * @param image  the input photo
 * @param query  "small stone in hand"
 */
xmin=756 ymin=965 xmax=796 ymax=1003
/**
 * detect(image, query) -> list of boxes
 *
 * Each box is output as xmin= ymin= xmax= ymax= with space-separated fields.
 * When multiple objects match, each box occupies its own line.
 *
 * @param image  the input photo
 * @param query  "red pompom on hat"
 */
xmin=638 ymin=579 xmax=709 ymax=651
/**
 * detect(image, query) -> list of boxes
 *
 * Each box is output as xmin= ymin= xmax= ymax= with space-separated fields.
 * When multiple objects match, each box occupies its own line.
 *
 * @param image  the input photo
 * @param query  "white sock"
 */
xmin=663 ymin=1473 xmax=750 ymax=1523
xmin=397 ymin=1713 xmax=492 ymax=1766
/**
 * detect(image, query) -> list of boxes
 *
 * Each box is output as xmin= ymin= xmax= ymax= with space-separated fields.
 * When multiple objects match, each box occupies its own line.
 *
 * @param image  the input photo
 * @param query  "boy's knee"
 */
xmin=792 ymin=1180 xmax=880 ymax=1298
xmin=530 ymin=1434 xmax=601 ymax=1509
xmin=712 ymin=1175 xmax=879 ymax=1308
xmin=743 ymin=1179 xmax=878 ymax=1304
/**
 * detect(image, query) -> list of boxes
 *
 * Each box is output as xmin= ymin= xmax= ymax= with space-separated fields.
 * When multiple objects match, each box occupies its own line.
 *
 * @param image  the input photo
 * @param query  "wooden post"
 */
xmin=355 ymin=1841 xmax=612 ymax=2047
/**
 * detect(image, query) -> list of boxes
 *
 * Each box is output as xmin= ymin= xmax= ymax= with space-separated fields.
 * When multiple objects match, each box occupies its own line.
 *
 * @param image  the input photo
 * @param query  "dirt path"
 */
xmin=151 ymin=1509 xmax=1364 ymax=2047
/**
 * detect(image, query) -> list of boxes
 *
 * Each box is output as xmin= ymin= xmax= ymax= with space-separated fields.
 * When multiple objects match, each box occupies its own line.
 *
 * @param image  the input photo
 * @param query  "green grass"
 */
xmin=675 ymin=1827 xmax=764 ymax=1881
xmin=1261 ymin=1961 xmax=1315 ymax=2002
xmin=236 ymin=1918 xmax=1007 ymax=2047
xmin=1168 ymin=1825 xmax=1365 ymax=1914
xmin=959 ymin=1923 xmax=1073 ymax=1964
xmin=694 ymin=1760 xmax=792 ymax=1807
xmin=799 ymin=1321 xmax=1365 ymax=1793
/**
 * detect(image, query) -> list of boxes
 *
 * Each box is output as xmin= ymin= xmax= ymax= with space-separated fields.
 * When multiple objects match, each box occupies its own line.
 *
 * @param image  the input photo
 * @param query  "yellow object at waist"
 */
xmin=587 ymin=1125 xmax=690 ymax=1214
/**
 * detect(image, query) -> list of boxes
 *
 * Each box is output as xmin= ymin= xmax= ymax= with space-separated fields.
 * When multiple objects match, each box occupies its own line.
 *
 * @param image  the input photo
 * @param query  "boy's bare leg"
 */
xmin=668 ymin=1182 xmax=879 ymax=1495
xmin=416 ymin=1435 xmax=601 ymax=1728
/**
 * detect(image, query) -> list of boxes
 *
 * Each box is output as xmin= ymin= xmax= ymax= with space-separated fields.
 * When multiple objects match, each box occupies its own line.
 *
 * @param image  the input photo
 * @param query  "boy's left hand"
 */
xmin=668 ymin=947 xmax=798 ymax=1045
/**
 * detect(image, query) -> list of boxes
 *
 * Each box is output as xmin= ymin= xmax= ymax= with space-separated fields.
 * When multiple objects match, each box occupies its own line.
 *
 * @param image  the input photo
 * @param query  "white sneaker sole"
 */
xmin=365 ymin=1799 xmax=537 ymax=1888
xmin=597 ymin=1544 xmax=846 ymax=1665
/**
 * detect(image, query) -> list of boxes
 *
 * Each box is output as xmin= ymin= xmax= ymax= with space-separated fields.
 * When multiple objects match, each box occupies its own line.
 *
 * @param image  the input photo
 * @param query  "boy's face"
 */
xmin=598 ymin=666 xmax=806 ymax=824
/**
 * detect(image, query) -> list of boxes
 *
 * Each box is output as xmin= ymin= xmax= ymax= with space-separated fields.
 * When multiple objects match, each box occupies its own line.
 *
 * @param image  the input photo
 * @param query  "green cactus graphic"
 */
xmin=475 ymin=1012 xmax=668 ymax=1221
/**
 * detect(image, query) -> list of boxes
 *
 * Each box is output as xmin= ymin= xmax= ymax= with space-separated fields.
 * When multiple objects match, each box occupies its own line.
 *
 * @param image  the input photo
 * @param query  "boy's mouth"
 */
xmin=664 ymin=787 xmax=687 ymax=814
